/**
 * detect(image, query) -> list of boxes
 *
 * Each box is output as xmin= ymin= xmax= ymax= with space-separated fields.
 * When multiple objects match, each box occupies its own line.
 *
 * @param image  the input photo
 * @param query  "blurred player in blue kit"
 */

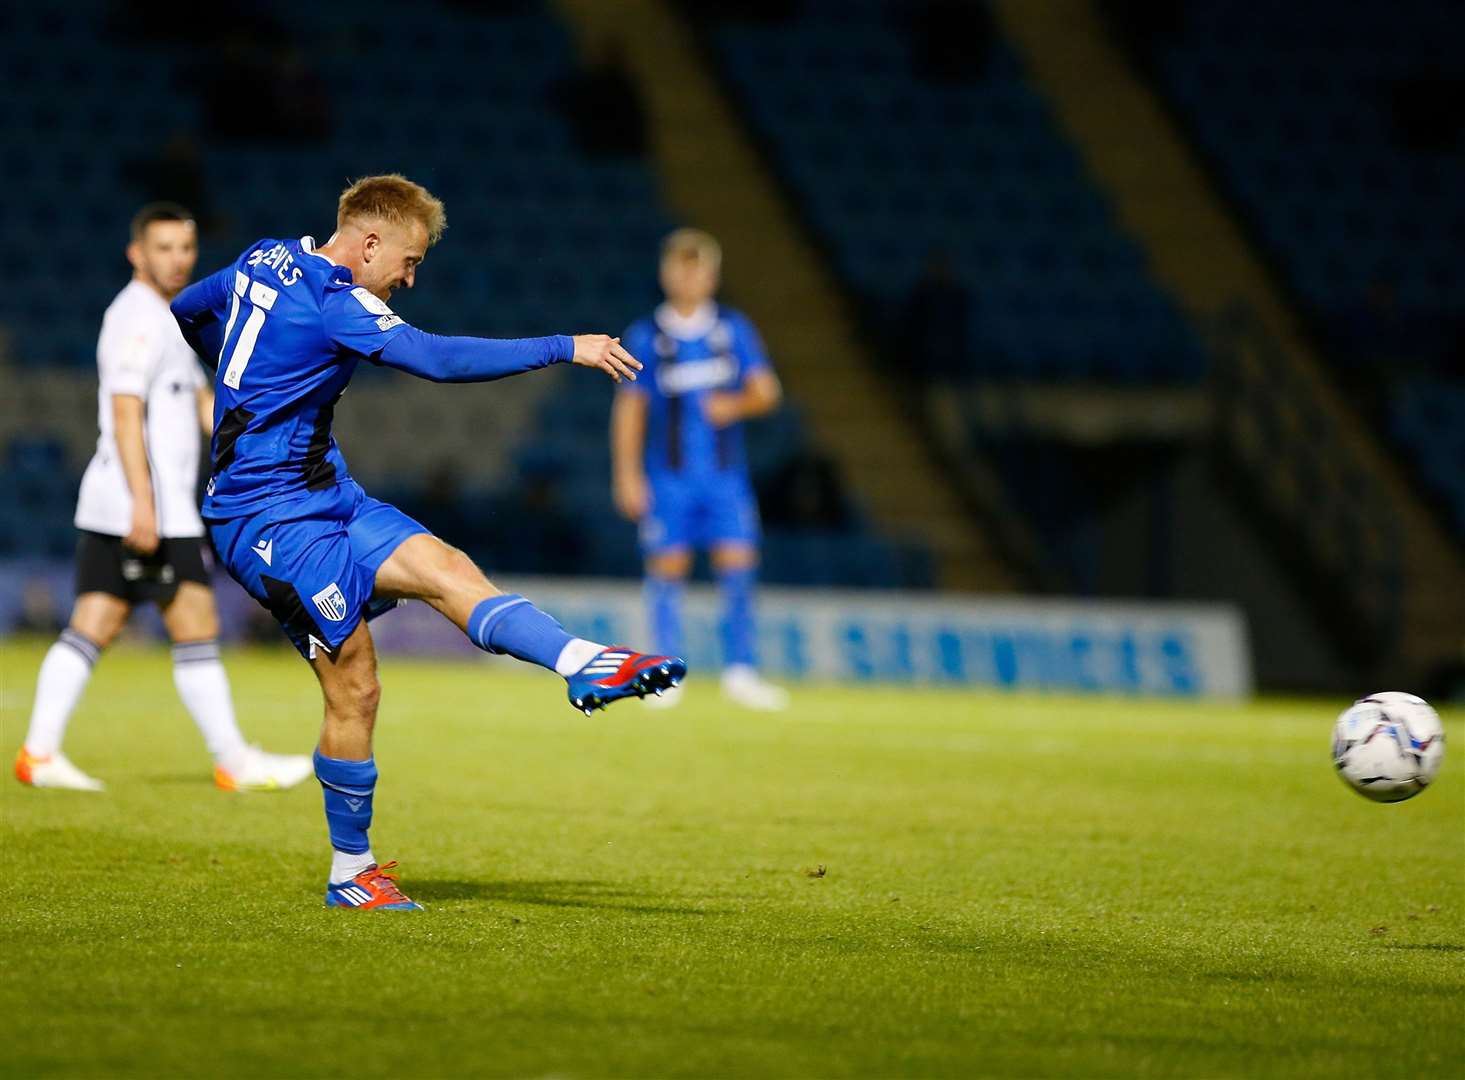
xmin=169 ymin=175 xmax=685 ymax=910
xmin=612 ymin=230 xmax=789 ymax=711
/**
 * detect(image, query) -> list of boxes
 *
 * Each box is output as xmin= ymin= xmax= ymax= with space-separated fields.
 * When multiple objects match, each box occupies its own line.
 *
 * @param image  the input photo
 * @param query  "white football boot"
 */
xmin=721 ymin=665 xmax=790 ymax=712
xmin=14 ymin=748 xmax=105 ymax=791
xmin=214 ymin=746 xmax=313 ymax=792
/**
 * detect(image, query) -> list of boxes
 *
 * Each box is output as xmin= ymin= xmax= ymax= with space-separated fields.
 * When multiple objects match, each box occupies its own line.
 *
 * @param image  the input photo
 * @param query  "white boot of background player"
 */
xmin=15 ymin=749 xmax=106 ymax=792
xmin=721 ymin=665 xmax=789 ymax=711
xmin=214 ymin=746 xmax=316 ymax=792
xmin=642 ymin=683 xmax=685 ymax=710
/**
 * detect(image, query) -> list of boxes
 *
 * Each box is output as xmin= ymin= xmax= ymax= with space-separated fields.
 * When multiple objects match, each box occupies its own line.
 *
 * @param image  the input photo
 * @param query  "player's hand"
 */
xmin=614 ymin=471 xmax=649 ymax=521
xmin=702 ymin=391 xmax=745 ymax=429
xmin=571 ymin=335 xmax=642 ymax=383
xmin=124 ymin=506 xmax=160 ymax=556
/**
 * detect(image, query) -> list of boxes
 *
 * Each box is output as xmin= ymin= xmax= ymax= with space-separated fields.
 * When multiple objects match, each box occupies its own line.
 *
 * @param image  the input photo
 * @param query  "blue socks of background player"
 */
xmin=718 ymin=566 xmax=758 ymax=668
xmin=468 ymin=594 xmax=602 ymax=675
xmin=646 ymin=575 xmax=684 ymax=657
xmin=647 ymin=570 xmax=756 ymax=665
xmin=315 ymin=750 xmax=376 ymax=881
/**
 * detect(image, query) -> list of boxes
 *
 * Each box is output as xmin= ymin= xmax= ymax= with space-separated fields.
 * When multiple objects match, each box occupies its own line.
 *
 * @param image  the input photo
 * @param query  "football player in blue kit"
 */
xmin=612 ymin=229 xmax=788 ymax=711
xmin=169 ymin=175 xmax=684 ymax=910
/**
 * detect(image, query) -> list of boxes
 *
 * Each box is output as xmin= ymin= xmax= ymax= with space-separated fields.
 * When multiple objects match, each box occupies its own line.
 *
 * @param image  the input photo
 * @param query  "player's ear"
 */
xmin=362 ymin=231 xmax=380 ymax=264
xmin=125 ymin=240 xmax=143 ymax=272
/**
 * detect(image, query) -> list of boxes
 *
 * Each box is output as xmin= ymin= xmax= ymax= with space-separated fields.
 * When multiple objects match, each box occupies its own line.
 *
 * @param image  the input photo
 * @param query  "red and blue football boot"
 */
xmin=566 ymin=647 xmax=687 ymax=716
xmin=325 ymin=861 xmax=422 ymax=911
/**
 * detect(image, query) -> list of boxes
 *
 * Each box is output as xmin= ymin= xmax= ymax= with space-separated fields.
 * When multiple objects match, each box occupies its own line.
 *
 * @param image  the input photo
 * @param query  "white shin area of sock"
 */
xmin=332 ymin=849 xmax=376 ymax=884
xmin=24 ymin=635 xmax=97 ymax=757
xmin=554 ymin=638 xmax=607 ymax=677
xmin=171 ymin=641 xmax=249 ymax=772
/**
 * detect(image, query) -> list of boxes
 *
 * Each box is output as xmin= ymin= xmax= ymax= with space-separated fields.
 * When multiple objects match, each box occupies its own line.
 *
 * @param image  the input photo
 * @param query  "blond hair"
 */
xmin=661 ymin=227 xmax=722 ymax=271
xmin=337 ymin=174 xmax=447 ymax=246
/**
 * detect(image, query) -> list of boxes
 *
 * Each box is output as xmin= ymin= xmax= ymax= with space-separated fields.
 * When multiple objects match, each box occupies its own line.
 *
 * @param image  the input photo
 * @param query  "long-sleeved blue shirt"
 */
xmin=170 ymin=235 xmax=573 ymax=520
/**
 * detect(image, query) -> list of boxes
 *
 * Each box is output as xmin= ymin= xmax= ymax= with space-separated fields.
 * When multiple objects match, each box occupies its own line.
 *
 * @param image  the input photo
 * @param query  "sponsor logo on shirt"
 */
xmin=350 ymin=287 xmax=394 ymax=316
xmin=656 ymin=356 xmax=737 ymax=396
xmin=376 ymin=314 xmax=403 ymax=331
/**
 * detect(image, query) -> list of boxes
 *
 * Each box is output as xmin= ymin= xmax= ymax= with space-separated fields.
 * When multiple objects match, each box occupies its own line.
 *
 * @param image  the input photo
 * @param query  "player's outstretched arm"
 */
xmin=374 ymin=327 xmax=641 ymax=384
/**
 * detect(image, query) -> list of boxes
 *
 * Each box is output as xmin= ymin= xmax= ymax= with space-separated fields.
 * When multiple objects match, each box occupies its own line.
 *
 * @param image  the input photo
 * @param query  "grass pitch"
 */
xmin=2 ymin=637 xmax=1462 ymax=1078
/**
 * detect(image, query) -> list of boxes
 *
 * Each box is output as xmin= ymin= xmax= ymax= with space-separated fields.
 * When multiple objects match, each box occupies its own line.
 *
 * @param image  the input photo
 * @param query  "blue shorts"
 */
xmin=208 ymin=481 xmax=428 ymax=659
xmin=639 ymin=471 xmax=760 ymax=555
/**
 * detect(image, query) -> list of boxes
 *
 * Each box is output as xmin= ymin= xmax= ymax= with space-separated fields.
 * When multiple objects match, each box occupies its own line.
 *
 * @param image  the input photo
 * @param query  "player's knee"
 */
xmin=164 ymin=596 xmax=219 ymax=642
xmin=332 ymin=667 xmax=380 ymax=721
xmin=79 ymin=618 xmax=121 ymax=650
xmin=70 ymin=600 xmax=127 ymax=649
xmin=713 ymin=546 xmax=758 ymax=573
xmin=319 ymin=636 xmax=381 ymax=720
xmin=648 ymin=551 xmax=693 ymax=579
xmin=353 ymin=673 xmax=382 ymax=718
xmin=345 ymin=649 xmax=381 ymax=716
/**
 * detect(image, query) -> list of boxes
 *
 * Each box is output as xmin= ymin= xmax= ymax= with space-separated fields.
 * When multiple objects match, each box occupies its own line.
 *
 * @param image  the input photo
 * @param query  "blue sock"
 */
xmin=718 ymin=566 xmax=758 ymax=668
xmin=467 ymin=594 xmax=574 ymax=671
xmin=645 ymin=575 xmax=684 ymax=657
xmin=314 ymin=749 xmax=376 ymax=858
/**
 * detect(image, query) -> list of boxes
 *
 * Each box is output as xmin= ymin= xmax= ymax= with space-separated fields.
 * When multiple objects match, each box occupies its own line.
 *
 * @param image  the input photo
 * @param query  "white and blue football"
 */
xmin=1332 ymin=692 xmax=1446 ymax=803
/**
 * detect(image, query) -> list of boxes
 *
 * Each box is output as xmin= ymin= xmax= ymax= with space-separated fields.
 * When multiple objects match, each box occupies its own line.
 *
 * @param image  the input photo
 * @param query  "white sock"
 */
xmin=554 ymin=638 xmax=607 ymax=677
xmin=331 ymin=848 xmax=376 ymax=884
xmin=171 ymin=640 xmax=249 ymax=773
xmin=23 ymin=629 xmax=100 ymax=757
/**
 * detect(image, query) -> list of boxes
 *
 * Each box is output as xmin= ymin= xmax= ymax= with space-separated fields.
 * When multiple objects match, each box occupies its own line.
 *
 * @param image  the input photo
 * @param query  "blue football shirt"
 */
xmin=621 ymin=301 xmax=771 ymax=477
xmin=172 ymin=235 xmax=570 ymax=521
xmin=173 ymin=236 xmax=410 ymax=519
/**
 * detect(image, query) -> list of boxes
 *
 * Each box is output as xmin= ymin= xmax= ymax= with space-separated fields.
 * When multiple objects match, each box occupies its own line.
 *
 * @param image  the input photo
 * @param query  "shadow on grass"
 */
xmin=410 ymin=878 xmax=717 ymax=916
xmin=1381 ymin=943 xmax=1464 ymax=952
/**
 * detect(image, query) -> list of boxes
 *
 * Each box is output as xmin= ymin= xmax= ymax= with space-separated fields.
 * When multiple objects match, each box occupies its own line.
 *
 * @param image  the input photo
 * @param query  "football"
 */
xmin=1332 ymin=692 xmax=1447 ymax=802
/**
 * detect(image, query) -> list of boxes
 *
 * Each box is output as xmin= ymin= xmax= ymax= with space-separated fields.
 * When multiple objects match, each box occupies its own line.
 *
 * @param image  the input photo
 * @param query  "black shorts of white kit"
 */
xmin=74 ymin=530 xmax=211 ymax=607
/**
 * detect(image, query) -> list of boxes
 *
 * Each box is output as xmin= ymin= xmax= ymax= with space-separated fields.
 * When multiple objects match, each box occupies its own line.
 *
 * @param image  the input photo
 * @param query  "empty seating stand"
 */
xmin=704 ymin=0 xmax=1207 ymax=384
xmin=1144 ymin=0 xmax=1465 ymax=538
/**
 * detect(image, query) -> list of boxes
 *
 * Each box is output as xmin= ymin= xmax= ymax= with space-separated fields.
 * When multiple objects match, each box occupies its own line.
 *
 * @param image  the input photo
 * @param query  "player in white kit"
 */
xmin=15 ymin=203 xmax=311 ymax=793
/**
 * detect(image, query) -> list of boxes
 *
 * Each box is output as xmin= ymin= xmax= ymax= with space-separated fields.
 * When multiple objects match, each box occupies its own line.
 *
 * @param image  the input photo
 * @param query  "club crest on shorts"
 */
xmin=311 ymin=582 xmax=348 ymax=623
